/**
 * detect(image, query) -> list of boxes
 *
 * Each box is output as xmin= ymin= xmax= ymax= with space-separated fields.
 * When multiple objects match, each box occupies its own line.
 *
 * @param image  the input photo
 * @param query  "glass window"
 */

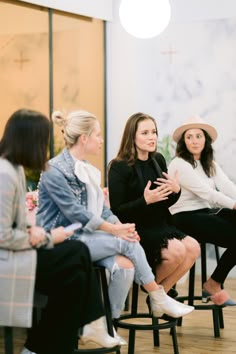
xmin=0 ymin=0 xmax=48 ymax=137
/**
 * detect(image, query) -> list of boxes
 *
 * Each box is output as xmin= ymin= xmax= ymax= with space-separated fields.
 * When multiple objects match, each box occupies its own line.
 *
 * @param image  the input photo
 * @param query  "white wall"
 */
xmin=106 ymin=0 xmax=236 ymax=185
xmin=170 ymin=0 xmax=236 ymax=22
xmin=106 ymin=0 xmax=236 ymax=278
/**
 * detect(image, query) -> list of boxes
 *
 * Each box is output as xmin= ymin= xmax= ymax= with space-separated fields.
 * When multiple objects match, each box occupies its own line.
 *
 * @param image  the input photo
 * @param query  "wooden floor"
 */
xmin=1 ymin=276 xmax=236 ymax=354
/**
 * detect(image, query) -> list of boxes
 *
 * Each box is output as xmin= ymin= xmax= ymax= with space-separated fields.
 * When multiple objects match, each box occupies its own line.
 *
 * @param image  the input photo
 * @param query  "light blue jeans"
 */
xmin=78 ymin=231 xmax=155 ymax=318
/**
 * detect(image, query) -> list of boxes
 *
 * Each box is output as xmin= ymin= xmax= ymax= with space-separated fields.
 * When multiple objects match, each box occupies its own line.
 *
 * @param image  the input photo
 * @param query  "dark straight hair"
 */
xmin=0 ymin=109 xmax=50 ymax=170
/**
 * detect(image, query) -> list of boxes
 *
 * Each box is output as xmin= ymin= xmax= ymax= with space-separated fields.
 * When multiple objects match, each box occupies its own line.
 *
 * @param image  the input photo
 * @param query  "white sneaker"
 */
xmin=20 ymin=347 xmax=37 ymax=354
xmin=80 ymin=316 xmax=119 ymax=348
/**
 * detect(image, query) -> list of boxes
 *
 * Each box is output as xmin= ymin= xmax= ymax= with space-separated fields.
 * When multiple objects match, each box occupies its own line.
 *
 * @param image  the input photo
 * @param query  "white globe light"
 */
xmin=119 ymin=0 xmax=171 ymax=39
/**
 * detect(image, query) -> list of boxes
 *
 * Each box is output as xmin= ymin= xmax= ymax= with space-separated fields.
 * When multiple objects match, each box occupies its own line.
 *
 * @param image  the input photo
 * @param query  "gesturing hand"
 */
xmin=154 ymin=171 xmax=180 ymax=194
xmin=144 ymin=180 xmax=172 ymax=205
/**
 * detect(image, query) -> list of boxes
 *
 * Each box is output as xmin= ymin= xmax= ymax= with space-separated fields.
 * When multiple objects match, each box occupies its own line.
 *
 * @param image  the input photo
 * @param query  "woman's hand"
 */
xmin=50 ymin=227 xmax=73 ymax=244
xmin=111 ymin=223 xmax=140 ymax=242
xmin=144 ymin=180 xmax=172 ymax=205
xmin=154 ymin=171 xmax=180 ymax=194
xmin=28 ymin=226 xmax=48 ymax=247
xmin=28 ymin=226 xmax=73 ymax=247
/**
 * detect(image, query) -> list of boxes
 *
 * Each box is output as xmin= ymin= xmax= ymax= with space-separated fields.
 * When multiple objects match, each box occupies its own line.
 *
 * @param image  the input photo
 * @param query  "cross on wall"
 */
xmin=161 ymin=45 xmax=178 ymax=64
xmin=14 ymin=51 xmax=30 ymax=69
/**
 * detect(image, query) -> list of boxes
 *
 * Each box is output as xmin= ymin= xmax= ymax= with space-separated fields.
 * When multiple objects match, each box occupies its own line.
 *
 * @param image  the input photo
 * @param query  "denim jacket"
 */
xmin=36 ymin=148 xmax=119 ymax=234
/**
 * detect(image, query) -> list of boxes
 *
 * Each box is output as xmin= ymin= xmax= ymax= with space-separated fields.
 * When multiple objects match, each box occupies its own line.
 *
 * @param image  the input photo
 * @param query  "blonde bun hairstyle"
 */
xmin=52 ymin=109 xmax=97 ymax=148
xmin=52 ymin=110 xmax=66 ymax=128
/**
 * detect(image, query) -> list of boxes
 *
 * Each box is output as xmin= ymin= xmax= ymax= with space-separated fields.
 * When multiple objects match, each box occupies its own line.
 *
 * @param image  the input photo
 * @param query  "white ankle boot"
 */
xmin=113 ymin=326 xmax=127 ymax=346
xmin=80 ymin=316 xmax=119 ymax=348
xmin=149 ymin=285 xmax=194 ymax=318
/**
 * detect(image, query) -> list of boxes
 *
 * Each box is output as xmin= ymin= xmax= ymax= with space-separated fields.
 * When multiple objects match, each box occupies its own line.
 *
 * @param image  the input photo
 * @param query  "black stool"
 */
xmin=176 ymin=243 xmax=224 ymax=338
xmin=76 ymin=266 xmax=120 ymax=354
xmin=2 ymin=327 xmax=13 ymax=354
xmin=115 ymin=282 xmax=179 ymax=354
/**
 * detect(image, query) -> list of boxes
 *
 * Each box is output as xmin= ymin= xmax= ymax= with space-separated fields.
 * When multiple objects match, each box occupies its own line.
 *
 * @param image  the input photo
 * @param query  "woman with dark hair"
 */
xmin=36 ymin=109 xmax=194 ymax=330
xmin=0 ymin=109 xmax=119 ymax=354
xmin=168 ymin=115 xmax=236 ymax=306
xmin=108 ymin=112 xmax=200 ymax=302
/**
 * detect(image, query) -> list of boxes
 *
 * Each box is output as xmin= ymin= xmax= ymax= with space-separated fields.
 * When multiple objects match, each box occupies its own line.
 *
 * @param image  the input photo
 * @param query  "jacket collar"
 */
xmin=62 ymin=148 xmax=75 ymax=173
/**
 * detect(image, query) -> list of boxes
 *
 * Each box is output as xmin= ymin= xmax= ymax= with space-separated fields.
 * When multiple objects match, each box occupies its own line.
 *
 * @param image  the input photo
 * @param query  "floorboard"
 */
xmin=1 ymin=276 xmax=236 ymax=353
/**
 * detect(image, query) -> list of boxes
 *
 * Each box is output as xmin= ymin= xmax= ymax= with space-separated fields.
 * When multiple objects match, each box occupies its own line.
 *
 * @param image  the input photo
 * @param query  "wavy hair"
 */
xmin=111 ymin=112 xmax=157 ymax=165
xmin=176 ymin=129 xmax=216 ymax=177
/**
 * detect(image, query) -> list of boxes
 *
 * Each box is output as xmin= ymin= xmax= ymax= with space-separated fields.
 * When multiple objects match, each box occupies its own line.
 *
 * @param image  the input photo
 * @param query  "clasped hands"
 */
xmin=112 ymin=223 xmax=140 ymax=242
xmin=144 ymin=171 xmax=180 ymax=205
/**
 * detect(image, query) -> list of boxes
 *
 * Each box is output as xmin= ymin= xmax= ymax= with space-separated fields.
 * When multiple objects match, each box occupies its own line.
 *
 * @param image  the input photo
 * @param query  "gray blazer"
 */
xmin=0 ymin=158 xmax=37 ymax=327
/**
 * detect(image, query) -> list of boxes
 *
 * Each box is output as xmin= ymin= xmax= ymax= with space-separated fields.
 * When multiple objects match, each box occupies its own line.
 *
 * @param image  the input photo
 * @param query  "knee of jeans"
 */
xmin=110 ymin=262 xmax=135 ymax=282
xmin=115 ymin=254 xmax=134 ymax=269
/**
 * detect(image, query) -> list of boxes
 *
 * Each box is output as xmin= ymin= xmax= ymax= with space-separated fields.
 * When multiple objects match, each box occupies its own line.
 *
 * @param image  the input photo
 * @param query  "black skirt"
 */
xmin=138 ymin=223 xmax=186 ymax=271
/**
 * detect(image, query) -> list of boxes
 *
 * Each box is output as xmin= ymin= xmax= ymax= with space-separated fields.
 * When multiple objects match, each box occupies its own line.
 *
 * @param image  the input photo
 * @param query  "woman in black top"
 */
xmin=108 ymin=112 xmax=200 ymax=293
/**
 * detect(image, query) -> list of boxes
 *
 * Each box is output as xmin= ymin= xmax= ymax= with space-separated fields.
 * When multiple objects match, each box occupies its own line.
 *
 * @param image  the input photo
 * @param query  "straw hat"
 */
xmin=172 ymin=116 xmax=218 ymax=143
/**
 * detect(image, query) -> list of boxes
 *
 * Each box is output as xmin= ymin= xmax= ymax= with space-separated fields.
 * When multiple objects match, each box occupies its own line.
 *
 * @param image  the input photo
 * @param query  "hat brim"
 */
xmin=172 ymin=123 xmax=218 ymax=143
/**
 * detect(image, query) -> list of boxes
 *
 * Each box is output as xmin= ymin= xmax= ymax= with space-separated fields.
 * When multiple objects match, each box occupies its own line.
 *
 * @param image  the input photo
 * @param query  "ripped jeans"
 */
xmin=78 ymin=231 xmax=155 ymax=319
xmin=96 ymin=258 xmax=134 ymax=319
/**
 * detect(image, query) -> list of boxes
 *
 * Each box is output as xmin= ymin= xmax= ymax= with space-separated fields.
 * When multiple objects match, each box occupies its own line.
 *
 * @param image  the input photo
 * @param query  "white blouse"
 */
xmin=168 ymin=157 xmax=236 ymax=215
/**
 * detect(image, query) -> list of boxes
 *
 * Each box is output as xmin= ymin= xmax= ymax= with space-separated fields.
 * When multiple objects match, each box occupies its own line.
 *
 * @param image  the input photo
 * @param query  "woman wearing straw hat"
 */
xmin=168 ymin=115 xmax=236 ymax=306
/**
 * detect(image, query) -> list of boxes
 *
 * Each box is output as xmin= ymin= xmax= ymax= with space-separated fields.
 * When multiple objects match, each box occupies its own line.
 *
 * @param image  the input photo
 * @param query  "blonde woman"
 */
xmin=36 ymin=110 xmax=194 ymax=345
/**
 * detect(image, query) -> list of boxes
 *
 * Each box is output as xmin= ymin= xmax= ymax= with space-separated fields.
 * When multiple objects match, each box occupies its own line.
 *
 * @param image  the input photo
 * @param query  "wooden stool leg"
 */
xmin=171 ymin=326 xmax=179 ymax=354
xmin=124 ymin=292 xmax=130 ymax=311
xmin=4 ymin=327 xmax=14 ymax=354
xmin=127 ymin=329 xmax=135 ymax=354
xmin=212 ymin=308 xmax=220 ymax=338
xmin=218 ymin=307 xmax=224 ymax=329
xmin=99 ymin=268 xmax=114 ymax=336
xmin=201 ymin=243 xmax=207 ymax=285
xmin=213 ymin=245 xmax=225 ymax=329
xmin=152 ymin=317 xmax=160 ymax=347
xmin=188 ymin=263 xmax=195 ymax=306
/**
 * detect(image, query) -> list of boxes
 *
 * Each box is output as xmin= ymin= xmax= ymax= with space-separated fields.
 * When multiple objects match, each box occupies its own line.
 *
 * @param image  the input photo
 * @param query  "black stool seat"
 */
xmin=176 ymin=243 xmax=224 ymax=338
xmin=115 ymin=282 xmax=179 ymax=354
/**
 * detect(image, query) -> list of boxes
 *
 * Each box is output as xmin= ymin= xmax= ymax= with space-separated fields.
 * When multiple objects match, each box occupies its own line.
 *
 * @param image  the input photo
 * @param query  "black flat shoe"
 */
xmin=145 ymin=295 xmax=175 ymax=321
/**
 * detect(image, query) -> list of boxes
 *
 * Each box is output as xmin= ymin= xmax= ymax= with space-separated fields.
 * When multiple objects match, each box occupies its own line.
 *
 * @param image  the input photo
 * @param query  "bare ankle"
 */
xmin=204 ymin=278 xmax=221 ymax=293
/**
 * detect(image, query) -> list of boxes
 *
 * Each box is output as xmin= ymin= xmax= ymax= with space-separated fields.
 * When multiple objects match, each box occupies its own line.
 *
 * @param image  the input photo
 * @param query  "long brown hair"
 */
xmin=111 ymin=112 xmax=158 ymax=165
xmin=0 ymin=109 xmax=50 ymax=170
xmin=176 ymin=129 xmax=216 ymax=177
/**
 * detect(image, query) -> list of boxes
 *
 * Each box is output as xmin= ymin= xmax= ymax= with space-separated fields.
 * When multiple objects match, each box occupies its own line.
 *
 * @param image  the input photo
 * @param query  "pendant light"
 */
xmin=119 ymin=0 xmax=171 ymax=39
